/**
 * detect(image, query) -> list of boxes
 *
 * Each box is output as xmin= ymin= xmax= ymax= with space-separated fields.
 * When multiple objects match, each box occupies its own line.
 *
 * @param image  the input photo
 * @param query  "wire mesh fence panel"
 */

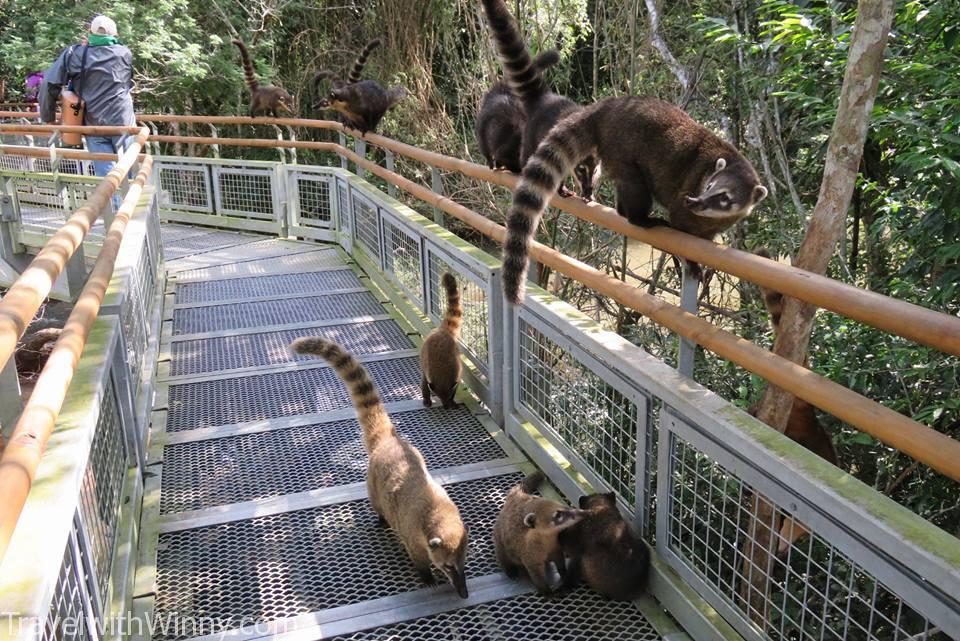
xmin=157 ymin=163 xmax=213 ymax=213
xmin=515 ymin=312 xmax=645 ymax=514
xmin=43 ymin=531 xmax=97 ymax=641
xmin=0 ymin=154 xmax=29 ymax=171
xmin=77 ymin=378 xmax=128 ymax=605
xmin=662 ymin=428 xmax=953 ymax=641
xmin=293 ymin=174 xmax=332 ymax=227
xmin=425 ymin=246 xmax=489 ymax=374
xmin=381 ymin=213 xmax=424 ymax=308
xmin=213 ymin=166 xmax=276 ymax=220
xmin=351 ymin=189 xmax=381 ymax=264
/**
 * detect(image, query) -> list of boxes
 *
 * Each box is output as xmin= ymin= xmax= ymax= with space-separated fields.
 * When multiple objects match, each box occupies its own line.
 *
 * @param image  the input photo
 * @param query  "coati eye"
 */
xmin=718 ymin=194 xmax=730 ymax=207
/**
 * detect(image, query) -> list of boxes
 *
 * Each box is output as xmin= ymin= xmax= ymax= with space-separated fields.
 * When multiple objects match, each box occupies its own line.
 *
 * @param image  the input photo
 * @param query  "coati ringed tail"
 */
xmin=348 ymin=38 xmax=382 ymax=84
xmin=501 ymin=96 xmax=768 ymax=304
xmin=232 ymin=39 xmax=295 ymax=117
xmin=289 ymin=337 xmax=469 ymax=597
xmin=420 ymin=273 xmax=463 ymax=409
xmin=480 ymin=0 xmax=599 ymax=199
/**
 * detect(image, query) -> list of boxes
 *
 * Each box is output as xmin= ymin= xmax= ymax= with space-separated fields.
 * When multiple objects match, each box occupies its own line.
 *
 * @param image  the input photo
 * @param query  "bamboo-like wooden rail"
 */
xmin=0 ymin=155 xmax=154 ymax=563
xmin=0 ymin=127 xmax=149 ymax=374
xmin=123 ymin=116 xmax=960 ymax=357
xmin=0 ymin=144 xmax=146 ymax=162
xmin=0 ymin=123 xmax=142 ymax=135
xmin=89 ymin=129 xmax=960 ymax=481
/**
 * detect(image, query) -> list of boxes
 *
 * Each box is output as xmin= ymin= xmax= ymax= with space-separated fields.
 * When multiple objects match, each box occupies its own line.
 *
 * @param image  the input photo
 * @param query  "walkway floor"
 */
xmin=141 ymin=224 xmax=664 ymax=641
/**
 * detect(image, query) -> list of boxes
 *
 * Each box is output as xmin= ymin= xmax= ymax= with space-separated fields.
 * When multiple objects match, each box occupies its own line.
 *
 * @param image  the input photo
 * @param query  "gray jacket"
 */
xmin=39 ymin=44 xmax=135 ymax=127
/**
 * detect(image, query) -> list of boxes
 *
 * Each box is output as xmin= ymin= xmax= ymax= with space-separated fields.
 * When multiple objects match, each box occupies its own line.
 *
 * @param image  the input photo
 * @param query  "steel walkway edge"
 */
xmin=133 ymin=225 xmax=674 ymax=641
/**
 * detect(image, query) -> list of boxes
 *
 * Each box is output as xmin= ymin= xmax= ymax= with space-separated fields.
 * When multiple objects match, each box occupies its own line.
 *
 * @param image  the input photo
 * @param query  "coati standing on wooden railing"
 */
xmin=289 ymin=338 xmax=470 ymax=597
xmin=750 ymin=248 xmax=838 ymax=553
xmin=494 ymin=472 xmax=588 ymax=593
xmin=313 ymin=39 xmax=406 ymax=135
xmin=232 ymin=39 xmax=296 ymax=117
xmin=500 ymin=97 xmax=768 ymax=304
xmin=477 ymin=49 xmax=560 ymax=173
xmin=480 ymin=0 xmax=600 ymax=200
xmin=420 ymin=273 xmax=463 ymax=409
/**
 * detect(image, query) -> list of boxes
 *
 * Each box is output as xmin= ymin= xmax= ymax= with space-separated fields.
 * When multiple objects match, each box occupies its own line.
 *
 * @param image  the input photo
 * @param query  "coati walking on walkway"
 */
xmin=313 ymin=39 xmax=406 ymax=135
xmin=480 ymin=0 xmax=599 ymax=200
xmin=420 ymin=273 xmax=463 ymax=409
xmin=289 ymin=338 xmax=470 ymax=597
xmin=501 ymin=96 xmax=768 ymax=304
xmin=750 ymin=249 xmax=838 ymax=553
xmin=477 ymin=49 xmax=560 ymax=173
xmin=493 ymin=472 xmax=588 ymax=593
xmin=559 ymin=492 xmax=650 ymax=600
xmin=232 ymin=39 xmax=295 ymax=117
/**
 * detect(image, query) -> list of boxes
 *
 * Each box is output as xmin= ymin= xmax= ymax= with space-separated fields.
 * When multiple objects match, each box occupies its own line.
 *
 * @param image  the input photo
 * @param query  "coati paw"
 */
xmin=422 ymin=396 xmax=433 ymax=407
xmin=557 ymin=185 xmax=575 ymax=199
xmin=417 ymin=567 xmax=438 ymax=586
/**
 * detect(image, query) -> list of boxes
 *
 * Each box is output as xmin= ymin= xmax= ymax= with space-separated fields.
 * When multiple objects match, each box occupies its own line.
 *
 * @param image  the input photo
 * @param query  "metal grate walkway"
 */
xmin=138 ymin=224 xmax=666 ymax=641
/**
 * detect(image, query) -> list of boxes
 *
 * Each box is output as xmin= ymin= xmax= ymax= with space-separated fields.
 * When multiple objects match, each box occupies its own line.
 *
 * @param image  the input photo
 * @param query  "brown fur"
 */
xmin=232 ymin=39 xmax=295 ymax=117
xmin=750 ymin=249 xmax=838 ymax=552
xmin=493 ymin=472 xmax=588 ymax=593
xmin=289 ymin=338 xmax=470 ymax=597
xmin=420 ymin=273 xmax=463 ymax=409
xmin=480 ymin=0 xmax=598 ymax=198
xmin=559 ymin=492 xmax=649 ymax=600
xmin=501 ymin=96 xmax=768 ymax=304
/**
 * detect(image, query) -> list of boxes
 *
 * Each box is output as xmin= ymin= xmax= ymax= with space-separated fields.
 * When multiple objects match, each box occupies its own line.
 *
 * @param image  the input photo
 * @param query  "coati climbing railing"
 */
xmin=0 ymin=118 xmax=958 ymax=641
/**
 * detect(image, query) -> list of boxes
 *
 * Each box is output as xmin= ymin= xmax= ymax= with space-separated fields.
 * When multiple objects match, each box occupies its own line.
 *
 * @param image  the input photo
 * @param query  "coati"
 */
xmin=420 ymin=273 xmax=463 ymax=409
xmin=232 ymin=39 xmax=295 ymax=117
xmin=493 ymin=472 xmax=588 ymax=593
xmin=477 ymin=49 xmax=560 ymax=173
xmin=559 ymin=492 xmax=650 ymax=601
xmin=313 ymin=40 xmax=406 ymax=135
xmin=480 ymin=0 xmax=599 ymax=200
xmin=750 ymin=249 xmax=838 ymax=553
xmin=500 ymin=96 xmax=768 ymax=304
xmin=290 ymin=337 xmax=470 ymax=597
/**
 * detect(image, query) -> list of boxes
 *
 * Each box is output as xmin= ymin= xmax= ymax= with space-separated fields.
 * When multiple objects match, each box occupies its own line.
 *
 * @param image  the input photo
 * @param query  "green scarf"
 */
xmin=87 ymin=34 xmax=120 ymax=46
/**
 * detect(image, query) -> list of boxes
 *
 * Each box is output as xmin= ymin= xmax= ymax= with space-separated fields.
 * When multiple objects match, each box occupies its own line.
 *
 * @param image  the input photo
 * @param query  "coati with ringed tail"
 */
xmin=501 ymin=96 xmax=769 ymax=304
xmin=559 ymin=492 xmax=650 ymax=600
xmin=480 ymin=0 xmax=600 ymax=200
xmin=477 ymin=49 xmax=560 ymax=173
xmin=750 ymin=249 xmax=838 ymax=554
xmin=420 ymin=273 xmax=463 ymax=409
xmin=289 ymin=338 xmax=470 ymax=597
xmin=313 ymin=39 xmax=406 ymax=135
xmin=493 ymin=472 xmax=588 ymax=593
xmin=232 ymin=39 xmax=295 ymax=117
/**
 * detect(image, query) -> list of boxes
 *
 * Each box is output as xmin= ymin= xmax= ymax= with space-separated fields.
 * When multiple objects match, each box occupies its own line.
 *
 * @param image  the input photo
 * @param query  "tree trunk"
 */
xmin=740 ymin=0 xmax=895 ymax=625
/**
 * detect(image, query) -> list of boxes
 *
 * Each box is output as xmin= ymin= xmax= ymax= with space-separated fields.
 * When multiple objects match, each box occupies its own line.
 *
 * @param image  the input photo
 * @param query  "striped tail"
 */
xmin=502 ymin=109 xmax=595 ymax=304
xmin=289 ymin=338 xmax=395 ymax=452
xmin=348 ymin=39 xmax=382 ymax=84
xmin=232 ymin=39 xmax=259 ymax=92
xmin=480 ymin=0 xmax=550 ymax=107
xmin=531 ymin=49 xmax=561 ymax=72
xmin=753 ymin=249 xmax=785 ymax=330
xmin=440 ymin=272 xmax=463 ymax=336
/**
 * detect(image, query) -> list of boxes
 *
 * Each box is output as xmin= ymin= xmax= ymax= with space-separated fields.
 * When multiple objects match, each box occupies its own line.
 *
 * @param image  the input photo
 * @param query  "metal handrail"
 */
xmin=0 ymin=153 xmax=154 ymax=564
xmin=0 ymin=127 xmax=149 ymax=373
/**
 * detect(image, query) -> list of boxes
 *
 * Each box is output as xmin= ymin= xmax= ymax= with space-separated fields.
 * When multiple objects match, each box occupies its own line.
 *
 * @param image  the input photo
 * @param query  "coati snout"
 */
xmin=684 ymin=158 xmax=768 ymax=220
xmin=524 ymin=507 xmax=587 ymax=530
xmin=573 ymin=159 xmax=602 ymax=201
xmin=427 ymin=533 xmax=469 ymax=598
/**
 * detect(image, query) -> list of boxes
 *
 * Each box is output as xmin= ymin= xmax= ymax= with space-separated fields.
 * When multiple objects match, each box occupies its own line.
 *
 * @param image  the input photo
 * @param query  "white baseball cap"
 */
xmin=89 ymin=15 xmax=118 ymax=36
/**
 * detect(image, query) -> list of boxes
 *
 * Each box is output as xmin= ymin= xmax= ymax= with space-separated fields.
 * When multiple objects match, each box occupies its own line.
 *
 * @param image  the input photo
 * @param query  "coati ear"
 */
xmin=752 ymin=185 xmax=769 ymax=204
xmin=715 ymin=158 xmax=727 ymax=172
xmin=578 ymin=495 xmax=589 ymax=509
xmin=523 ymin=513 xmax=537 ymax=528
xmin=428 ymin=537 xmax=442 ymax=549
xmin=603 ymin=492 xmax=616 ymax=504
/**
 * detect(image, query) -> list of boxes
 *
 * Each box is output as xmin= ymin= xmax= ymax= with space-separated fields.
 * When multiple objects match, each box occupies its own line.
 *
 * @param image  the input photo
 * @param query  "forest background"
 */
xmin=0 ymin=0 xmax=956 ymax=533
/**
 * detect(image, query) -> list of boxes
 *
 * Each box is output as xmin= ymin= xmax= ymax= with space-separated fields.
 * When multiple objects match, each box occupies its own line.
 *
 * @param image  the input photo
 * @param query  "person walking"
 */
xmin=39 ymin=14 xmax=135 ymax=197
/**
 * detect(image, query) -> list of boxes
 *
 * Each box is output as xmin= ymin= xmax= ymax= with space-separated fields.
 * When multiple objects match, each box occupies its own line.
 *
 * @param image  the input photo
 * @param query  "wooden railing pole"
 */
xmin=0 ymin=128 xmax=148 ymax=374
xmin=0 ymin=155 xmax=153 ymax=563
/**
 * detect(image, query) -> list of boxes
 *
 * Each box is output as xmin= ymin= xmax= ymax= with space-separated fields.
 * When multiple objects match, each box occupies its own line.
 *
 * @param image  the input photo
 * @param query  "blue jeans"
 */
xmin=86 ymin=134 xmax=132 ymax=211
